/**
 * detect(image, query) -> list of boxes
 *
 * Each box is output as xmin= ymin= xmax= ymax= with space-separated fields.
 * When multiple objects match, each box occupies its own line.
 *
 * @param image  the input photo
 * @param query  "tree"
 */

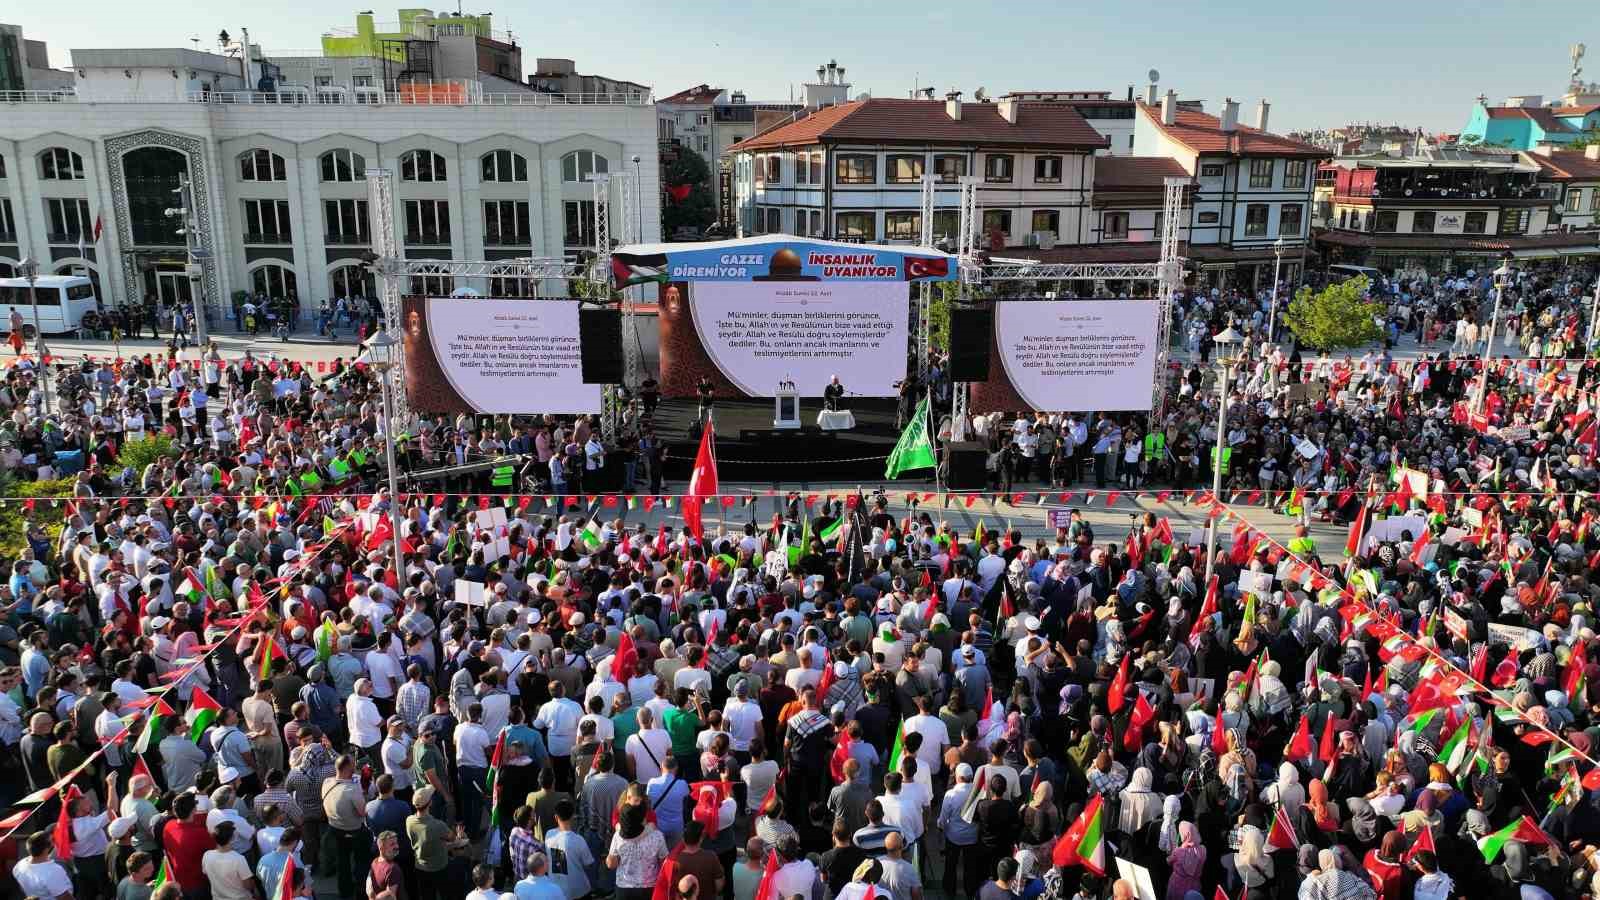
xmin=1284 ymin=276 xmax=1384 ymax=350
xmin=661 ymin=147 xmax=716 ymax=235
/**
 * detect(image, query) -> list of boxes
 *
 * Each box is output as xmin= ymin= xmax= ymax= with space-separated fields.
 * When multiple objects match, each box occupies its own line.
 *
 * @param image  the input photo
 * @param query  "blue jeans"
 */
xmin=458 ymin=764 xmax=487 ymax=838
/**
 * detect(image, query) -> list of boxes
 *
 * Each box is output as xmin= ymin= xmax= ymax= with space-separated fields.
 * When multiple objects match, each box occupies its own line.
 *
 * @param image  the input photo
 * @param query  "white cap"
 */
xmin=108 ymin=815 xmax=138 ymax=839
xmin=149 ymin=616 xmax=171 ymax=630
xmin=1023 ymin=615 xmax=1041 ymax=631
xmin=956 ymin=763 xmax=974 ymax=780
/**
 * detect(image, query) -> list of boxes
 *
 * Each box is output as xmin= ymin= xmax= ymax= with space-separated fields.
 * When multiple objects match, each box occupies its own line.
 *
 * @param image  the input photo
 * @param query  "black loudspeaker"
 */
xmin=947 ymin=308 xmax=992 ymax=381
xmin=579 ymin=308 xmax=623 ymax=383
xmin=946 ymin=441 xmax=989 ymax=490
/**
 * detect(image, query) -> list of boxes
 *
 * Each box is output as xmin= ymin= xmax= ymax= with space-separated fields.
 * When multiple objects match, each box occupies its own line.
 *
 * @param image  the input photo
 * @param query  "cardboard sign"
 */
xmin=1114 ymin=859 xmax=1158 ymax=900
xmin=1487 ymin=622 xmax=1543 ymax=650
xmin=1239 ymin=571 xmax=1274 ymax=600
xmin=1439 ymin=527 xmax=1469 ymax=546
xmin=485 ymin=506 xmax=509 ymax=529
xmin=454 ymin=580 xmax=486 ymax=606
xmin=1047 ymin=509 xmax=1072 ymax=529
xmin=1497 ymin=425 xmax=1531 ymax=443
xmin=1369 ymin=515 xmax=1428 ymax=543
xmin=1461 ymin=507 xmax=1484 ymax=529
xmin=1444 ymin=608 xmax=1469 ymax=642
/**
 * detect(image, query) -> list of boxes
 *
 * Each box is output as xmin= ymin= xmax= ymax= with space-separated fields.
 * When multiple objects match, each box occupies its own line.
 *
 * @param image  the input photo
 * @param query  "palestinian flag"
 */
xmin=133 ymin=697 xmax=176 ymax=755
xmin=485 ymin=731 xmax=508 ymax=827
xmin=204 ymin=565 xmax=228 ymax=603
xmin=610 ymin=252 xmax=670 ymax=288
xmin=258 ymin=631 xmax=285 ymax=680
xmin=151 ymin=858 xmax=174 ymax=890
xmin=1439 ymin=716 xmax=1474 ymax=774
xmin=1053 ymin=793 xmax=1106 ymax=875
xmin=187 ymin=687 xmax=222 ymax=743
xmin=886 ymin=722 xmax=906 ymax=773
xmin=1478 ymin=815 xmax=1550 ymax=862
xmin=958 ymin=765 xmax=988 ymax=823
xmin=180 ymin=568 xmax=207 ymax=606
xmin=578 ymin=517 xmax=603 ymax=551
xmin=818 ymin=516 xmax=843 ymax=544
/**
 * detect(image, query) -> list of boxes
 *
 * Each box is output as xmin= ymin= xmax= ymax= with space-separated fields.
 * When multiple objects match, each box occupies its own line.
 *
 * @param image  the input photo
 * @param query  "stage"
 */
xmin=650 ymin=398 xmax=918 ymax=484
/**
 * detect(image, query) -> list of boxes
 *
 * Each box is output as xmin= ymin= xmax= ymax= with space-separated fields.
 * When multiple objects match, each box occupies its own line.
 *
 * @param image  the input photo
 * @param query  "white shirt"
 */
xmin=382 ymin=735 xmax=414 ymax=789
xmin=365 ymin=652 xmax=401 ymax=698
xmin=721 ymin=698 xmax=763 ymax=752
xmin=674 ymin=666 xmax=713 ymax=697
xmin=878 ymin=790 xmax=925 ymax=843
xmin=625 ymin=674 xmax=659 ymax=708
xmin=347 ymin=693 xmax=383 ymax=747
xmin=202 ymin=848 xmax=255 ymax=900
xmin=904 ymin=714 xmax=949 ymax=773
xmin=579 ymin=713 xmax=615 ymax=744
xmin=625 ymin=728 xmax=673 ymax=782
xmin=533 ymin=697 xmax=583 ymax=756
xmin=12 ymin=858 xmax=72 ymax=899
xmin=455 ymin=722 xmax=494 ymax=769
xmin=479 ymin=692 xmax=511 ymax=738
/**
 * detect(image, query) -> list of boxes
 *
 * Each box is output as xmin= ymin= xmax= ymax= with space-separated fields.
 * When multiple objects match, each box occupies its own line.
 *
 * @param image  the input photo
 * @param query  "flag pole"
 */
xmin=928 ymin=388 xmax=942 ymax=497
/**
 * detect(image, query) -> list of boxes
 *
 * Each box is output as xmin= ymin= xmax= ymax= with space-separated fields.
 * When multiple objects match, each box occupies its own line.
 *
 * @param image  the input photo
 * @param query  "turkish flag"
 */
xmin=1286 ymin=713 xmax=1313 ymax=761
xmin=904 ymin=256 xmax=950 ymax=281
xmin=1107 ymin=654 xmax=1130 ymax=714
xmin=682 ymin=419 xmax=719 ymax=541
xmin=667 ymin=183 xmax=692 ymax=202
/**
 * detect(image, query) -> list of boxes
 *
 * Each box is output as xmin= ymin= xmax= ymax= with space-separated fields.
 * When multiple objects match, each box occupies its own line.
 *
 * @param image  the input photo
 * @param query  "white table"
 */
xmin=817 ymin=409 xmax=856 ymax=430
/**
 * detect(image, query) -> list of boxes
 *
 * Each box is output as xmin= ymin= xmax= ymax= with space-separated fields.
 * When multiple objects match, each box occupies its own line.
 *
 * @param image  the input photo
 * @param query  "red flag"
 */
xmin=131 ymin=755 xmax=154 ymax=783
xmin=1286 ymin=712 xmax=1314 ymax=762
xmin=613 ymin=632 xmax=637 ymax=683
xmin=275 ymin=856 xmax=295 ymax=900
xmin=1107 ymin=653 xmax=1130 ymax=714
xmin=682 ymin=420 xmax=719 ymax=541
xmin=1214 ymin=889 xmax=1232 ymax=900
xmin=1409 ymin=528 xmax=1433 ymax=566
xmin=1404 ymin=824 xmax=1435 ymax=863
xmin=688 ymin=782 xmax=730 ymax=839
xmin=980 ymin=685 xmax=994 ymax=723
xmin=53 ymin=786 xmax=82 ymax=861
xmin=1267 ymin=805 xmax=1299 ymax=850
xmin=1211 ymin=706 xmax=1229 ymax=755
xmin=1317 ymin=711 xmax=1337 ymax=763
xmin=752 ymin=851 xmax=780 ymax=900
xmin=816 ymin=660 xmax=836 ymax=702
xmin=1122 ymin=693 xmax=1155 ymax=751
xmin=1471 ymin=643 xmax=1489 ymax=684
xmin=1189 ymin=575 xmax=1219 ymax=647
xmin=651 ymin=846 xmax=683 ymax=900
xmin=830 ymin=732 xmax=853 ymax=784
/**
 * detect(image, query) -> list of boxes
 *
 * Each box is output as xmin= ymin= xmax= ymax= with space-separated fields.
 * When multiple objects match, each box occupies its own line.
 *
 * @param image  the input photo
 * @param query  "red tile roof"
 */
xmin=659 ymin=84 xmax=721 ymax=104
xmin=1093 ymin=156 xmax=1192 ymax=190
xmin=1483 ymin=107 xmax=1577 ymax=133
xmin=727 ymin=98 xmax=1110 ymax=152
xmin=1136 ymin=102 xmax=1329 ymax=158
xmin=1524 ymin=149 xmax=1600 ymax=181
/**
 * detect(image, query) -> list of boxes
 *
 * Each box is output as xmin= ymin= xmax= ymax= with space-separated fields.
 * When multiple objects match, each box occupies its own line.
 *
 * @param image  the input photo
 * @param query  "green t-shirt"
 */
xmin=406 ymin=813 xmax=451 ymax=872
xmin=412 ymin=741 xmax=445 ymax=789
xmin=661 ymin=707 xmax=701 ymax=755
xmin=611 ymin=707 xmax=641 ymax=756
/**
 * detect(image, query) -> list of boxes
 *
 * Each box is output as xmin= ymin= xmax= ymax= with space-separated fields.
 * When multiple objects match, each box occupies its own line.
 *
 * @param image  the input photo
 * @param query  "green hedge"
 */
xmin=0 ymin=474 xmax=77 ymax=559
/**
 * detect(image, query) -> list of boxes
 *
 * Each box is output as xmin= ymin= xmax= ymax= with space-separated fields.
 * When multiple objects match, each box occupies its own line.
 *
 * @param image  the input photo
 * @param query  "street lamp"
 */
xmin=1204 ymin=323 xmax=1244 ymax=585
xmin=1474 ymin=250 xmax=1515 ymax=414
xmin=16 ymin=257 xmax=49 ymax=412
xmin=1269 ymin=237 xmax=1289 ymax=344
xmin=363 ymin=331 xmax=407 ymax=578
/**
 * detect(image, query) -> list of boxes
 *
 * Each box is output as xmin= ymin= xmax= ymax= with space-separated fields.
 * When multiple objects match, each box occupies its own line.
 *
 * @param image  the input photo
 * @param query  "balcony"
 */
xmin=243 ymin=232 xmax=292 ymax=245
xmin=325 ymin=232 xmax=372 ymax=246
xmin=405 ymin=231 xmax=451 ymax=246
xmin=484 ymin=233 xmax=531 ymax=246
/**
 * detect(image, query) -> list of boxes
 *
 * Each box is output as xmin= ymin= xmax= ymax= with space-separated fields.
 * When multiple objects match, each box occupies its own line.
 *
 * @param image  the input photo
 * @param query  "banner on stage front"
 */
xmin=400 ymin=297 xmax=601 ymax=414
xmin=969 ymin=300 xmax=1160 ymax=412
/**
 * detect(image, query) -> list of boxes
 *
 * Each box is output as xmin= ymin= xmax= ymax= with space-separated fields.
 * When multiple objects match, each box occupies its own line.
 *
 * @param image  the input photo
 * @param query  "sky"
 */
xmin=17 ymin=1 xmax=1596 ymax=134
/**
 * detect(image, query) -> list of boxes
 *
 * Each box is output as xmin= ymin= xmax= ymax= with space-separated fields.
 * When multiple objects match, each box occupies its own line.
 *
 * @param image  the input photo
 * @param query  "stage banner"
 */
xmin=400 ymin=296 xmax=602 ymax=414
xmin=614 ymin=238 xmax=951 ymax=398
xmin=969 ymin=299 xmax=1159 ymax=413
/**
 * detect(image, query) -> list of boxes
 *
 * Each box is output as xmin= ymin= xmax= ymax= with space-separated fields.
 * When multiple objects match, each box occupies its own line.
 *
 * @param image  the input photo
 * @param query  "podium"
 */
xmin=773 ymin=385 xmax=801 ymax=429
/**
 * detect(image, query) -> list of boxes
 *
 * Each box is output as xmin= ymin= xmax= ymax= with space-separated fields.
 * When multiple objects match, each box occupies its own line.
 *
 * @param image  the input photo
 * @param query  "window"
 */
xmin=239 ymin=149 xmax=286 ymax=182
xmin=483 ymin=200 xmax=530 ymax=245
xmin=1463 ymin=211 xmax=1487 ymax=234
xmin=1244 ymin=203 xmax=1270 ymax=236
xmin=39 ymin=148 xmax=84 ymax=181
xmin=480 ymin=150 xmax=527 ymax=183
xmin=1279 ymin=204 xmax=1303 ymax=236
xmin=0 ymin=199 xmax=13 ymax=240
xmin=400 ymin=150 xmax=447 ymax=182
xmin=1102 ymin=211 xmax=1129 ymax=240
xmin=1032 ymin=210 xmax=1060 ymax=237
xmin=696 ymin=113 xmax=710 ymax=127
xmin=885 ymin=211 xmax=920 ymax=240
xmin=1197 ymin=211 xmax=1220 ymax=224
xmin=1200 ymin=164 xmax=1225 ymax=178
xmin=835 ymin=154 xmax=875 ymax=185
xmin=809 ymin=153 xmax=823 ymax=184
xmin=1248 ymin=159 xmax=1274 ymax=189
xmin=561 ymin=150 xmax=608 ymax=183
xmin=931 ymin=210 xmax=959 ymax=241
xmin=250 ymin=264 xmax=296 ymax=298
xmin=409 ymin=264 xmax=453 ymax=296
xmin=0 ymin=153 xmax=6 ymax=179
xmin=44 ymin=198 xmax=90 ymax=242
xmin=1412 ymin=210 xmax=1436 ymax=234
xmin=982 ymin=209 xmax=1012 ymax=237
xmin=934 ymin=154 xmax=967 ymax=183
xmin=794 ymin=207 xmax=809 ymax=235
xmin=1339 ymin=209 xmax=1348 ymax=229
xmin=984 ymin=154 xmax=1014 ymax=183
xmin=835 ymin=212 xmax=875 ymax=241
xmin=403 ymin=200 xmax=451 ymax=244
xmin=809 ymin=209 xmax=822 ymax=236
xmin=1499 ymin=208 xmax=1528 ymax=235
xmin=490 ymin=265 xmax=537 ymax=298
xmin=1374 ymin=210 xmax=1399 ymax=233
xmin=1034 ymin=156 xmax=1062 ymax=183
xmin=698 ymin=136 xmax=710 ymax=153
xmin=564 ymin=200 xmax=596 ymax=246
xmin=242 ymin=199 xmax=292 ymax=243
xmin=765 ymin=207 xmax=781 ymax=234
xmin=1568 ymin=190 xmax=1583 ymax=213
xmin=319 ymin=149 xmax=366 ymax=182
xmin=1283 ymin=160 xmax=1308 ymax=190
xmin=329 ymin=264 xmax=373 ymax=299
xmin=795 ymin=154 xmax=808 ymax=186
xmin=887 ymin=155 xmax=925 ymax=184
xmin=764 ymin=155 xmax=781 ymax=184
xmin=324 ymin=199 xmax=370 ymax=244
xmin=352 ymin=74 xmax=374 ymax=88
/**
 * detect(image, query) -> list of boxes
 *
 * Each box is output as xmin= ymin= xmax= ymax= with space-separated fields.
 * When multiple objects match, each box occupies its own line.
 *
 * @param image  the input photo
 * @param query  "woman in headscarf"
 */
xmin=1259 ymin=762 xmax=1305 ymax=818
xmin=1362 ymin=831 xmax=1407 ymax=900
xmin=1164 ymin=821 xmax=1205 ymax=900
xmin=1401 ymin=789 xmax=1442 ymax=836
xmin=1325 ymin=730 xmax=1373 ymax=801
xmin=1218 ymin=731 xmax=1257 ymax=806
xmin=1490 ymin=841 xmax=1541 ymax=900
xmin=830 ymin=858 xmax=884 ymax=900
xmin=1223 ymin=824 xmax=1274 ymax=899
xmin=1342 ymin=797 xmax=1382 ymax=854
xmin=1300 ymin=848 xmax=1376 ymax=900
xmin=1117 ymin=766 xmax=1163 ymax=836
xmin=1020 ymin=780 xmax=1060 ymax=864
xmin=1294 ymin=779 xmax=1341 ymax=848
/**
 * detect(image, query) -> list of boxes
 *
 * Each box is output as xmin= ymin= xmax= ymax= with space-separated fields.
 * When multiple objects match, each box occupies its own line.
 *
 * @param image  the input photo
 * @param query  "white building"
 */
xmin=0 ymin=44 xmax=658 ymax=319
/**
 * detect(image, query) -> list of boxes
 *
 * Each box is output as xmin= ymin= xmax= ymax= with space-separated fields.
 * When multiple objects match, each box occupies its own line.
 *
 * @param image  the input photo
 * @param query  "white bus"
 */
xmin=0 ymin=275 xmax=99 ymax=336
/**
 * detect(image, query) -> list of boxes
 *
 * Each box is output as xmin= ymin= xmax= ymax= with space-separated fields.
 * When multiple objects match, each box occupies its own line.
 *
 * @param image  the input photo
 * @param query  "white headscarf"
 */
xmin=1117 ymin=767 xmax=1162 ymax=835
xmin=1157 ymin=794 xmax=1183 ymax=853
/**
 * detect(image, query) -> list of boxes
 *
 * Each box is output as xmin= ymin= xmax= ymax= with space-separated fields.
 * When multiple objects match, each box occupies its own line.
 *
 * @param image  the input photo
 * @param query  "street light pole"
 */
xmin=18 ymin=257 xmax=49 ymax=413
xmin=1474 ymin=251 xmax=1515 ymax=415
xmin=1204 ymin=324 xmax=1244 ymax=585
xmin=1269 ymin=237 xmax=1287 ymax=344
xmin=367 ymin=331 xmax=407 ymax=580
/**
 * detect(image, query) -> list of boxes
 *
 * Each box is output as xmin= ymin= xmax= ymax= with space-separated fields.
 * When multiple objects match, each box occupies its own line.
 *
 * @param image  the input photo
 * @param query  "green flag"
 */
xmin=885 ymin=395 xmax=936 ymax=479
xmin=886 ymin=722 xmax=905 ymax=773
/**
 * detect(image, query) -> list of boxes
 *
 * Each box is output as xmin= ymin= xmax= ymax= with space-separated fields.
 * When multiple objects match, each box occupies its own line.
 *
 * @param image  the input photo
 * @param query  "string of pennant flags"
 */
xmin=1212 ymin=498 xmax=1600 ymax=804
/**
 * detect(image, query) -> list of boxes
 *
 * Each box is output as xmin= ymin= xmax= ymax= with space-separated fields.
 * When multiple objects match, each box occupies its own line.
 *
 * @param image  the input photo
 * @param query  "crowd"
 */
xmin=4 ymin=260 xmax=1600 ymax=900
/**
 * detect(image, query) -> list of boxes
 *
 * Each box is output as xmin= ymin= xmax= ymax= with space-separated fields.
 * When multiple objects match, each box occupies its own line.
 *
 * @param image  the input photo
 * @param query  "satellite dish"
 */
xmin=1148 ymin=69 xmax=1160 ymax=83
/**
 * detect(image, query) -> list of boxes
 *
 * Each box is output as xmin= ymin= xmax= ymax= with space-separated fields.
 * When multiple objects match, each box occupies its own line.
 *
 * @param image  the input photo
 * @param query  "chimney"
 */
xmin=945 ymin=91 xmax=962 ymax=120
xmin=1161 ymin=89 xmax=1176 ymax=126
xmin=1220 ymin=97 xmax=1239 ymax=132
xmin=1145 ymin=83 xmax=1158 ymax=106
xmin=1588 ymin=143 xmax=1600 ymax=161
xmin=1533 ymin=144 xmax=1554 ymax=157
xmin=998 ymin=96 xmax=1018 ymax=124
xmin=1255 ymin=99 xmax=1271 ymax=132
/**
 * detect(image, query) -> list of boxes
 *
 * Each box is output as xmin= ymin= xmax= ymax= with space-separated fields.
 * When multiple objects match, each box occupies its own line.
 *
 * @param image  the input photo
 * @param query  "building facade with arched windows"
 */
xmin=0 ymin=46 xmax=657 ymax=324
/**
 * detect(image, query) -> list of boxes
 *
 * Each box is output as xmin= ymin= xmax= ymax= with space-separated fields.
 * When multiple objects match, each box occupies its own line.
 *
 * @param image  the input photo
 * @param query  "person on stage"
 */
xmin=823 ymin=375 xmax=845 ymax=412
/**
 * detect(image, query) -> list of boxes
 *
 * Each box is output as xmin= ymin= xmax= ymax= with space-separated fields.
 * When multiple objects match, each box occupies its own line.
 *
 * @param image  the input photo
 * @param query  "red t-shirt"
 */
xmin=162 ymin=816 xmax=216 ymax=889
xmin=368 ymin=858 xmax=407 ymax=900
